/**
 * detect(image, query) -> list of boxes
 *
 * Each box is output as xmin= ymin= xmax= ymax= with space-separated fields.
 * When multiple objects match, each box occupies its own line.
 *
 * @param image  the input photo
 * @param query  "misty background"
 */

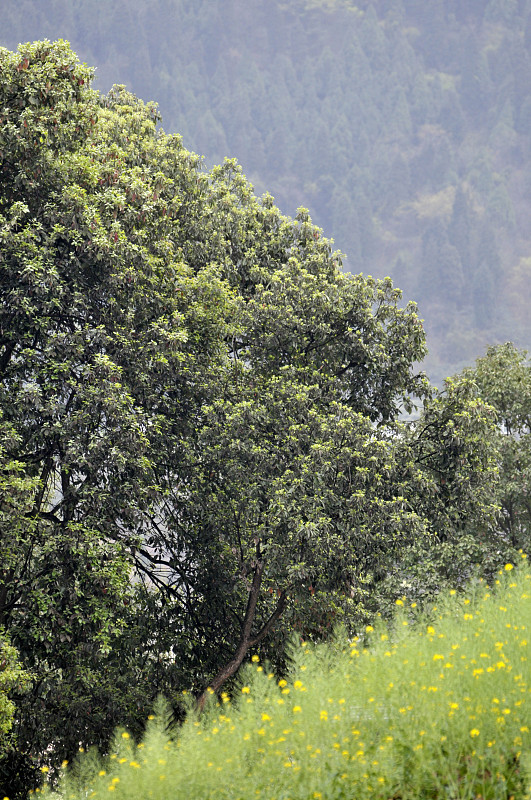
xmin=2 ymin=0 xmax=531 ymax=384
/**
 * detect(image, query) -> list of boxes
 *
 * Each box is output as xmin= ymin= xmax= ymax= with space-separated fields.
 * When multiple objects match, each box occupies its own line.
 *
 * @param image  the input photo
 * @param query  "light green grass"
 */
xmin=41 ymin=556 xmax=531 ymax=800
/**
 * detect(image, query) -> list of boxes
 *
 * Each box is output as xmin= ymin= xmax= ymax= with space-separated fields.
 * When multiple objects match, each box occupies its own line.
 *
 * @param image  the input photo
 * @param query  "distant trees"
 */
xmin=3 ymin=0 xmax=531 ymax=380
xmin=419 ymin=220 xmax=464 ymax=309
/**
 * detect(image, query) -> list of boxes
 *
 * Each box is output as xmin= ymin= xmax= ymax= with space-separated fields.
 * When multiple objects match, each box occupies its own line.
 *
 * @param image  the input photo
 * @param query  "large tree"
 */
xmin=0 ymin=40 xmax=231 ymax=793
xmin=0 ymin=40 xmax=502 ymax=795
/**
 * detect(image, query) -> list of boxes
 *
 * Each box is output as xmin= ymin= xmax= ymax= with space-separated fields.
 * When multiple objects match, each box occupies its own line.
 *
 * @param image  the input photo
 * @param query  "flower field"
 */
xmin=41 ymin=558 xmax=531 ymax=800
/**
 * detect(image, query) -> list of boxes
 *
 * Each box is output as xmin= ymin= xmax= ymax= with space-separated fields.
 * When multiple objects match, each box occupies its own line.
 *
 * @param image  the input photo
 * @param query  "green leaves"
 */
xmin=0 ymin=37 xmax=516 ymax=796
xmin=461 ymin=343 xmax=531 ymax=549
xmin=0 ymin=41 xmax=233 ymax=792
xmin=0 ymin=633 xmax=30 ymax=756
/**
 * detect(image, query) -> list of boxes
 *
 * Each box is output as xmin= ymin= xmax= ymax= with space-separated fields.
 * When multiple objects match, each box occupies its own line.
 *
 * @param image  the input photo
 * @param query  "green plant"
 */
xmin=43 ymin=556 xmax=531 ymax=800
xmin=0 ymin=633 xmax=29 ymax=756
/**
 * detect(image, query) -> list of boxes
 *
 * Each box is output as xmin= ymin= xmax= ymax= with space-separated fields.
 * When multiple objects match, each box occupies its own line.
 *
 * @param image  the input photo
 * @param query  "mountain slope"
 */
xmin=2 ymin=0 xmax=531 ymax=382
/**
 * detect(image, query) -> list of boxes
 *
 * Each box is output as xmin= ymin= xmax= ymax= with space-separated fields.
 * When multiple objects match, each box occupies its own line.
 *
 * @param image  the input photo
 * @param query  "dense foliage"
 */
xmin=44 ymin=560 xmax=531 ymax=800
xmin=2 ymin=0 xmax=531 ymax=382
xmin=0 ymin=633 xmax=28 ymax=758
xmin=0 ymin=38 xmax=232 ymax=793
xmin=463 ymin=343 xmax=531 ymax=550
xmin=0 ymin=38 xmax=528 ymax=799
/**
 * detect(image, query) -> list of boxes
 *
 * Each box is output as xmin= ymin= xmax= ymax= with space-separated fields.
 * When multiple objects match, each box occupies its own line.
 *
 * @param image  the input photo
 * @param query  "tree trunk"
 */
xmin=196 ymin=561 xmax=287 ymax=710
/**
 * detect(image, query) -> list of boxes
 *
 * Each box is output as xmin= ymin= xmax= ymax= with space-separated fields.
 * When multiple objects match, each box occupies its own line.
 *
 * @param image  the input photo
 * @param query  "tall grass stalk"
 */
xmin=41 ymin=556 xmax=531 ymax=799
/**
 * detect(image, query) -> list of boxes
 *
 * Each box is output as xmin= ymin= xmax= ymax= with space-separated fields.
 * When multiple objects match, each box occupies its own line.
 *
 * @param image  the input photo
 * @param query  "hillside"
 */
xmin=2 ymin=0 xmax=531 ymax=381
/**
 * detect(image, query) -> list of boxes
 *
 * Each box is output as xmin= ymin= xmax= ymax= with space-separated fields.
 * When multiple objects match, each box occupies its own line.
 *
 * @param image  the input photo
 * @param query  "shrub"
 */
xmin=0 ymin=633 xmax=30 ymax=755
xmin=43 ymin=556 xmax=531 ymax=800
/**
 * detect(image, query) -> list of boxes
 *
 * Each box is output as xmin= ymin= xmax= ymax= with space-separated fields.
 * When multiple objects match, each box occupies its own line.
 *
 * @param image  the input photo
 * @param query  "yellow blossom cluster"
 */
xmin=42 ymin=561 xmax=531 ymax=800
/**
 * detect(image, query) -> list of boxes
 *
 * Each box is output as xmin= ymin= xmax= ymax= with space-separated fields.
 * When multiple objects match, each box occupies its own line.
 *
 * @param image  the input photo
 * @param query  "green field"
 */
xmin=43 ymin=558 xmax=531 ymax=800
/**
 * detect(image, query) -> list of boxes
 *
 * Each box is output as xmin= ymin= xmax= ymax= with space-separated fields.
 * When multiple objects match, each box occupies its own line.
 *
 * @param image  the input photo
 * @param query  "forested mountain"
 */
xmin=1 ymin=0 xmax=531 ymax=378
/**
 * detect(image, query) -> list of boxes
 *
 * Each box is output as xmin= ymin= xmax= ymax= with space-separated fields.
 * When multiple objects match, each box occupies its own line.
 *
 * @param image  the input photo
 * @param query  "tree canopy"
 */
xmin=463 ymin=343 xmax=531 ymax=550
xmin=0 ymin=40 xmax=511 ymax=796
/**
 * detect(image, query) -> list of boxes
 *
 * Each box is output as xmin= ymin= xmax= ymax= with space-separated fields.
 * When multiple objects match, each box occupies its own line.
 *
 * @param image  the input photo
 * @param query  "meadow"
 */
xmin=40 ymin=556 xmax=531 ymax=800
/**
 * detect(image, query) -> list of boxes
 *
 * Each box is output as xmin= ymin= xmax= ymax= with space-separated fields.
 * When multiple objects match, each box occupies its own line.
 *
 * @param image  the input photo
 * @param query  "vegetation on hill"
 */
xmin=2 ymin=0 xmax=531 ymax=382
xmin=43 ymin=561 xmax=531 ymax=800
xmin=1 ymin=35 xmax=530 ymax=799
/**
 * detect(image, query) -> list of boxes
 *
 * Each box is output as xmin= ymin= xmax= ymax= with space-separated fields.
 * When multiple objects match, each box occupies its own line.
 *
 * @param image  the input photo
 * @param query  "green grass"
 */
xmin=41 ymin=556 xmax=531 ymax=800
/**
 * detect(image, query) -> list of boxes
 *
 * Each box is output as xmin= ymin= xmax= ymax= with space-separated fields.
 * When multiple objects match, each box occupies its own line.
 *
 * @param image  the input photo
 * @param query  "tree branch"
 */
xmin=197 ymin=559 xmax=266 ymax=710
xmin=248 ymin=589 xmax=288 ymax=648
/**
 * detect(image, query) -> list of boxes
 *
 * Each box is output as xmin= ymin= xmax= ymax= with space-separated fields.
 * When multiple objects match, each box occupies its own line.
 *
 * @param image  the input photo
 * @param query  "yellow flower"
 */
xmin=241 ymin=686 xmax=250 ymax=694
xmin=278 ymin=679 xmax=287 ymax=688
xmin=251 ymin=655 xmax=259 ymax=662
xmin=99 ymin=770 xmax=107 ymax=776
xmin=121 ymin=731 xmax=130 ymax=739
xmin=395 ymin=599 xmax=403 ymax=606
xmin=320 ymin=710 xmax=328 ymax=721
xmin=365 ymin=625 xmax=374 ymax=632
xmin=470 ymin=729 xmax=480 ymax=737
xmin=293 ymin=706 xmax=302 ymax=713
xmin=294 ymin=680 xmax=303 ymax=689
xmin=505 ymin=563 xmax=514 ymax=571
xmin=40 ymin=767 xmax=49 ymax=774
xmin=261 ymin=713 xmax=271 ymax=721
